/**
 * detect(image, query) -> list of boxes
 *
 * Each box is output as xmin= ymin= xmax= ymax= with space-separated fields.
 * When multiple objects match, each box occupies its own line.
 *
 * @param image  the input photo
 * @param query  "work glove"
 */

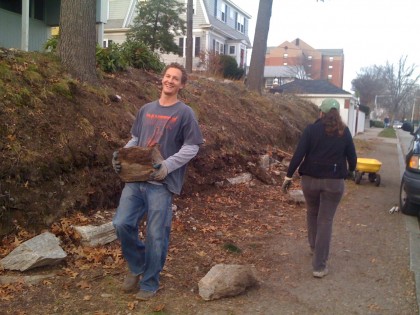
xmin=150 ymin=161 xmax=168 ymax=181
xmin=282 ymin=176 xmax=292 ymax=193
xmin=346 ymin=170 xmax=355 ymax=180
xmin=112 ymin=150 xmax=121 ymax=173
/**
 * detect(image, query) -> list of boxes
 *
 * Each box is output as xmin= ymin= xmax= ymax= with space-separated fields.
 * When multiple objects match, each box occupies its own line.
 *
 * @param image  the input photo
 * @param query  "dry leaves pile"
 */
xmin=0 ymin=178 xmax=306 ymax=314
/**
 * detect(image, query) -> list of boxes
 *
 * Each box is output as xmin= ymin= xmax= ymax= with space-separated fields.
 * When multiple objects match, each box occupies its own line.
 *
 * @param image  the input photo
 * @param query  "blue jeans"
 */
xmin=301 ymin=176 xmax=344 ymax=271
xmin=113 ymin=182 xmax=173 ymax=292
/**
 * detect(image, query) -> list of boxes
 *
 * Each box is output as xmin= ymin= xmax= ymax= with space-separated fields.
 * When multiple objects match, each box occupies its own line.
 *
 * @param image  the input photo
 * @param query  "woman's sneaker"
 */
xmin=312 ymin=268 xmax=329 ymax=278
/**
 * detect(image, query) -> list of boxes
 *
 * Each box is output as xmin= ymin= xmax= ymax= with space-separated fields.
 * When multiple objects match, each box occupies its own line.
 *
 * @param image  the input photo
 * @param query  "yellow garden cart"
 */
xmin=354 ymin=158 xmax=382 ymax=186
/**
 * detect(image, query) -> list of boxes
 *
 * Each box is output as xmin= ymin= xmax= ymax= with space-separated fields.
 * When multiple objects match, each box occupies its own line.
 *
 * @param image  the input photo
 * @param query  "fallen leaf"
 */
xmin=76 ymin=280 xmax=91 ymax=289
xmin=153 ymin=304 xmax=165 ymax=312
xmin=127 ymin=301 xmax=138 ymax=310
xmin=196 ymin=251 xmax=207 ymax=257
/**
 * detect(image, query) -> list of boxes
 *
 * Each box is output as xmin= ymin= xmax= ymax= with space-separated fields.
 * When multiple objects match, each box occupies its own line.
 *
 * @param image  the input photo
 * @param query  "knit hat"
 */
xmin=320 ymin=99 xmax=340 ymax=113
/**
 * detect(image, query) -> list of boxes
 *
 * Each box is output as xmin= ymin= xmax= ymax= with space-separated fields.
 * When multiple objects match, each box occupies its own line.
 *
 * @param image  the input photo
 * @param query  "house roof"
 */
xmin=264 ymin=66 xmax=305 ymax=78
xmin=205 ymin=15 xmax=251 ymax=46
xmin=273 ymin=79 xmax=351 ymax=95
xmin=317 ymin=49 xmax=344 ymax=56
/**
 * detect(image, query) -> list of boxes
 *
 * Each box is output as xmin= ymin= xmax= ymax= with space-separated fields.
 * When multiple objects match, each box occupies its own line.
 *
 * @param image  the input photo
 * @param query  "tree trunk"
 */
xmin=185 ymin=0 xmax=193 ymax=73
xmin=246 ymin=0 xmax=273 ymax=94
xmin=59 ymin=0 xmax=98 ymax=85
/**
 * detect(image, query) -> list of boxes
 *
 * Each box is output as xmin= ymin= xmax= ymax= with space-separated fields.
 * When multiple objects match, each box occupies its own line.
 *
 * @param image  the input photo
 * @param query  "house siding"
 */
xmin=108 ymin=0 xmax=132 ymax=21
xmin=0 ymin=8 xmax=50 ymax=51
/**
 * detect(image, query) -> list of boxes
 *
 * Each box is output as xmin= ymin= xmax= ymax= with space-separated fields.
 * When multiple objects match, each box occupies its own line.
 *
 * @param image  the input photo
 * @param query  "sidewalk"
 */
xmin=357 ymin=127 xmax=420 ymax=314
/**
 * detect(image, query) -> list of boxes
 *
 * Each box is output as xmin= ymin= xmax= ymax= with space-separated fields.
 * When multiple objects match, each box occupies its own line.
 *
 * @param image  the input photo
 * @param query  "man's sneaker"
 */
xmin=313 ymin=268 xmax=329 ymax=278
xmin=122 ymin=272 xmax=140 ymax=293
xmin=135 ymin=289 xmax=156 ymax=301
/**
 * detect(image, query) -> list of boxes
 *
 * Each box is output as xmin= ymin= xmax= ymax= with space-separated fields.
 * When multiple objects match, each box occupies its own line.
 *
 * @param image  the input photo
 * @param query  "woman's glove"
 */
xmin=282 ymin=176 xmax=293 ymax=193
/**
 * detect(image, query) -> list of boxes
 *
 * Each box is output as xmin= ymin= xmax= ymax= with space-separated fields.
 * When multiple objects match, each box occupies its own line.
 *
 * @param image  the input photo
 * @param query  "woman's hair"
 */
xmin=321 ymin=108 xmax=346 ymax=136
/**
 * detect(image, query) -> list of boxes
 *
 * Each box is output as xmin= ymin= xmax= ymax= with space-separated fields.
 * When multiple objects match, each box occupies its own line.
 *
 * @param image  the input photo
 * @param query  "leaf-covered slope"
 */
xmin=0 ymin=48 xmax=318 ymax=234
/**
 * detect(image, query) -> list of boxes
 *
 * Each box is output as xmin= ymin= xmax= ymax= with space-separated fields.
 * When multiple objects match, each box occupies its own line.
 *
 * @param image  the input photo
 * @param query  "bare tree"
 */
xmin=384 ymin=56 xmax=419 ymax=121
xmin=59 ymin=0 xmax=98 ymax=84
xmin=246 ymin=0 xmax=273 ymax=94
xmin=285 ymin=65 xmax=308 ymax=80
xmin=351 ymin=65 xmax=387 ymax=110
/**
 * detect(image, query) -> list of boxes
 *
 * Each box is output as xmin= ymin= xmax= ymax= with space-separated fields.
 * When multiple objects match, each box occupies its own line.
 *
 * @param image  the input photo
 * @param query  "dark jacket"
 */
xmin=286 ymin=119 xmax=357 ymax=179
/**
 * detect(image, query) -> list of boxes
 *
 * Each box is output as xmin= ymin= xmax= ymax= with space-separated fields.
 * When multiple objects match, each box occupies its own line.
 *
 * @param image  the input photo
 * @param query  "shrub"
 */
xmin=370 ymin=120 xmax=385 ymax=128
xmin=198 ymin=50 xmax=222 ymax=77
xmin=219 ymin=55 xmax=245 ymax=80
xmin=96 ymin=43 xmax=128 ymax=73
xmin=43 ymin=35 xmax=59 ymax=53
xmin=121 ymin=40 xmax=164 ymax=72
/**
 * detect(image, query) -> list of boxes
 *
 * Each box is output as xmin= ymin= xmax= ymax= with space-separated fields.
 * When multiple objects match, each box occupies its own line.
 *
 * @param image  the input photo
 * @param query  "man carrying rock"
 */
xmin=112 ymin=63 xmax=203 ymax=300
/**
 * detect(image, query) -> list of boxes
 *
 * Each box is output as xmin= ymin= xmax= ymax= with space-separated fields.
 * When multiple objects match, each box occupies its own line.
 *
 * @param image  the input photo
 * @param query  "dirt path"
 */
xmin=181 ymin=137 xmax=418 ymax=314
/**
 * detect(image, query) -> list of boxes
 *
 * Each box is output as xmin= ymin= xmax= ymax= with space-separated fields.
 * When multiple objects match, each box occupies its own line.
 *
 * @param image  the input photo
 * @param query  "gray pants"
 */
xmin=301 ymin=176 xmax=344 ymax=271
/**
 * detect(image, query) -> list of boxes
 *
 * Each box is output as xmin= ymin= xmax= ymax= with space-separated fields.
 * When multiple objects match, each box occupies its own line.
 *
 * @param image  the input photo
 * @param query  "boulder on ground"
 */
xmin=198 ymin=264 xmax=259 ymax=301
xmin=0 ymin=232 xmax=67 ymax=271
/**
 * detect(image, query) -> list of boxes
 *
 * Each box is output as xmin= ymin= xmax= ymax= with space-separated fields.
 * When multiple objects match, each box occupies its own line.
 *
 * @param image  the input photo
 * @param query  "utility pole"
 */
xmin=185 ymin=0 xmax=193 ymax=73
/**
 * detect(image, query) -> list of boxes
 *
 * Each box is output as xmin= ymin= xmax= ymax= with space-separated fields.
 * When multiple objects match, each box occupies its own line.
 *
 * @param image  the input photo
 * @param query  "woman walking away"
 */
xmin=281 ymin=98 xmax=357 ymax=278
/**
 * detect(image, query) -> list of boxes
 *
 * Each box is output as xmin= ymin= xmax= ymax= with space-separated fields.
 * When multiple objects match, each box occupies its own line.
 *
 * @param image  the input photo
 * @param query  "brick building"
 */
xmin=265 ymin=38 xmax=344 ymax=89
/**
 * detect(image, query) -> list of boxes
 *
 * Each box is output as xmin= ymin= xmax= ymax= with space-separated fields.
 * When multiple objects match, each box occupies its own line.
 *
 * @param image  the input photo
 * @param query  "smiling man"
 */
xmin=112 ymin=63 xmax=203 ymax=300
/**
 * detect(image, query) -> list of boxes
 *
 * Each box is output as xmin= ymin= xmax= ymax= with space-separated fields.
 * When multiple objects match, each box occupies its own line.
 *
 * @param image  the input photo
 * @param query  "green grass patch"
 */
xmin=378 ymin=127 xmax=396 ymax=138
xmin=223 ymin=242 xmax=242 ymax=253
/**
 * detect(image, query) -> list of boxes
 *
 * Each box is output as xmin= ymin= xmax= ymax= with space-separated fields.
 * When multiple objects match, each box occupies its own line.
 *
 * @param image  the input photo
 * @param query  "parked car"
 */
xmin=393 ymin=120 xmax=403 ymax=129
xmin=400 ymin=122 xmax=420 ymax=216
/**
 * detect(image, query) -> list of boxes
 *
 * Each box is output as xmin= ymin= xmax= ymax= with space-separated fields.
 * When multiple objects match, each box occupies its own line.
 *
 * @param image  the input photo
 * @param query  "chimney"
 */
xmin=295 ymin=38 xmax=300 ymax=46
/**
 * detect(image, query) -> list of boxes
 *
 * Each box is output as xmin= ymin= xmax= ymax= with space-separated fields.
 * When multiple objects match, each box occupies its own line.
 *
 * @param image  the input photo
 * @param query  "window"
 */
xmin=307 ymin=64 xmax=312 ymax=68
xmin=103 ymin=39 xmax=113 ymax=48
xmin=216 ymin=1 xmax=227 ymax=22
xmin=195 ymin=37 xmax=201 ymax=57
xmin=327 ymin=74 xmax=332 ymax=80
xmin=329 ymin=56 xmax=334 ymax=62
xmin=178 ymin=38 xmax=184 ymax=57
xmin=236 ymin=14 xmax=244 ymax=33
xmin=283 ymin=53 xmax=288 ymax=59
xmin=328 ymin=65 xmax=333 ymax=69
xmin=229 ymin=46 xmax=235 ymax=54
xmin=214 ymin=40 xmax=224 ymax=54
xmin=283 ymin=62 xmax=288 ymax=66
xmin=308 ymin=55 xmax=313 ymax=60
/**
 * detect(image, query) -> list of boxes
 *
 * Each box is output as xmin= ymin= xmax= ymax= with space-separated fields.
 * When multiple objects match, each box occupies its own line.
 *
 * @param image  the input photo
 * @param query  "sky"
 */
xmin=234 ymin=0 xmax=420 ymax=92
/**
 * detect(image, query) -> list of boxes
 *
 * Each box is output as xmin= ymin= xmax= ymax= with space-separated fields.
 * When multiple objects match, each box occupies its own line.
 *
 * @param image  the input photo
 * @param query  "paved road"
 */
xmin=358 ymin=127 xmax=420 ymax=314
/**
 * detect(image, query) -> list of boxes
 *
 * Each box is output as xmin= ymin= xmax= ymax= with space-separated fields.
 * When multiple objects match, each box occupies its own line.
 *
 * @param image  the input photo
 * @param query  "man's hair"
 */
xmin=163 ymin=62 xmax=188 ymax=85
xmin=321 ymin=108 xmax=346 ymax=137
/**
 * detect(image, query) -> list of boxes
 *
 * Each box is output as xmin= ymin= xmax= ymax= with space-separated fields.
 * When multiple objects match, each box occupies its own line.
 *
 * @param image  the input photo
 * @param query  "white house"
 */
xmin=271 ymin=79 xmax=365 ymax=136
xmin=104 ymin=0 xmax=252 ymax=69
xmin=0 ymin=0 xmax=108 ymax=51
